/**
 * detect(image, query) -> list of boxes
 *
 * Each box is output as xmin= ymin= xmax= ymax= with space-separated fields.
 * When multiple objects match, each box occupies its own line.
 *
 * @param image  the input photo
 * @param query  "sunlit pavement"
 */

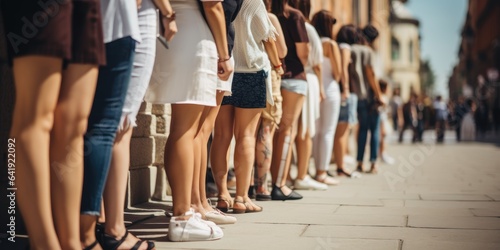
xmin=2 ymin=131 xmax=499 ymax=250
xmin=117 ymin=130 xmax=500 ymax=250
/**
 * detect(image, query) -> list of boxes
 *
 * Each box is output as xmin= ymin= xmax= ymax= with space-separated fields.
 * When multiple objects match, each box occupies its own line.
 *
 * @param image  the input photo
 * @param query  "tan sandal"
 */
xmin=216 ymin=196 xmax=233 ymax=213
xmin=232 ymin=197 xmax=263 ymax=214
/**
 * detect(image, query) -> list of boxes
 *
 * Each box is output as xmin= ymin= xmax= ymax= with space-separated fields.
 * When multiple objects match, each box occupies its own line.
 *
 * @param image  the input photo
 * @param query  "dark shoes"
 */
xmin=271 ymin=185 xmax=303 ymax=200
xmin=97 ymin=228 xmax=155 ymax=250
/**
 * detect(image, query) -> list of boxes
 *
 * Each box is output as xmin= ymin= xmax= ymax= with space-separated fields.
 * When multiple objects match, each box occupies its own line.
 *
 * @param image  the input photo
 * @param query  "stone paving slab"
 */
xmin=302 ymin=225 xmax=500 ymax=243
xmin=470 ymin=208 xmax=500 ymax=217
xmin=419 ymin=193 xmax=493 ymax=201
xmin=334 ymin=206 xmax=474 ymax=217
xmin=408 ymin=215 xmax=500 ymax=229
xmin=402 ymin=240 xmax=500 ymax=250
xmin=404 ymin=200 xmax=500 ymax=209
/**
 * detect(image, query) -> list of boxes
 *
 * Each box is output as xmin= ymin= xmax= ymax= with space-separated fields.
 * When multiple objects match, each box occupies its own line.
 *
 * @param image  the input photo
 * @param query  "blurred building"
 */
xmin=388 ymin=0 xmax=421 ymax=100
xmin=450 ymin=0 xmax=500 ymax=102
xmin=311 ymin=0 xmax=421 ymax=101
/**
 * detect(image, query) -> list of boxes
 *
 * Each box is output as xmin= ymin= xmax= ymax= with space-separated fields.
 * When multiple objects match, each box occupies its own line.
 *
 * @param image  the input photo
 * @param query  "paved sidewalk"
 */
xmin=124 ymin=134 xmax=500 ymax=250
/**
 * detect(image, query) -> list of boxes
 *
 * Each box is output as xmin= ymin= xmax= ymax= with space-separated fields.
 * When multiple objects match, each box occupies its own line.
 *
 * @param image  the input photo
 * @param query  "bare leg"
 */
xmin=270 ymin=89 xmax=304 ymax=195
xmin=100 ymin=127 xmax=149 ymax=249
xmin=11 ymin=56 xmax=63 ymax=250
xmin=166 ymin=104 xmax=205 ymax=216
xmin=255 ymin=119 xmax=275 ymax=195
xmin=210 ymin=105 xmax=234 ymax=209
xmin=50 ymin=64 xmax=98 ymax=249
xmin=233 ymin=108 xmax=263 ymax=211
xmin=194 ymin=92 xmax=225 ymax=214
xmin=295 ymin=115 xmax=312 ymax=180
xmin=334 ymin=122 xmax=350 ymax=172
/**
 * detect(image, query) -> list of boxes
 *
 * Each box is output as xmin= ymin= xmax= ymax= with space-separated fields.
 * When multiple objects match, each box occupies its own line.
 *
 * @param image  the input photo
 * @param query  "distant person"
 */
xmin=415 ymin=95 xmax=425 ymax=142
xmin=390 ymin=89 xmax=403 ymax=131
xmin=453 ymin=96 xmax=468 ymax=141
xmin=378 ymin=80 xmax=395 ymax=165
xmin=461 ymin=99 xmax=476 ymax=141
xmin=399 ymin=93 xmax=418 ymax=143
xmin=433 ymin=95 xmax=448 ymax=143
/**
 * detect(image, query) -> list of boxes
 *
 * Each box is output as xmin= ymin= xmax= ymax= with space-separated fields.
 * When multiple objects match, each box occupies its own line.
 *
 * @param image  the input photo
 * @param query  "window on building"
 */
xmin=409 ymin=40 xmax=414 ymax=63
xmin=392 ymin=37 xmax=400 ymax=61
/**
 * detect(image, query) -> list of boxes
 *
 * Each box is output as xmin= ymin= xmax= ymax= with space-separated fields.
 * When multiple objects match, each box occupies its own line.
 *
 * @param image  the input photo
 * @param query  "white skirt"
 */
xmin=145 ymin=0 xmax=218 ymax=106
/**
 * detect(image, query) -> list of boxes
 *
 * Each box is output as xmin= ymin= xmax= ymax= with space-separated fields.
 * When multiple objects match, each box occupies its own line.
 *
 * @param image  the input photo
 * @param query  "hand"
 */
xmin=218 ymin=59 xmax=233 ymax=81
xmin=319 ymin=88 xmax=326 ymax=102
xmin=341 ymin=91 xmax=350 ymax=101
xmin=137 ymin=0 xmax=142 ymax=9
xmin=275 ymin=65 xmax=284 ymax=76
xmin=161 ymin=18 xmax=177 ymax=42
xmin=376 ymin=96 xmax=386 ymax=106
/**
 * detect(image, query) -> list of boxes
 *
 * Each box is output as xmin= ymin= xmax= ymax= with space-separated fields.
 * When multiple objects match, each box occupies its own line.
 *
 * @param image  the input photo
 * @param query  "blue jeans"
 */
xmin=81 ymin=36 xmax=136 ymax=215
xmin=357 ymin=100 xmax=381 ymax=163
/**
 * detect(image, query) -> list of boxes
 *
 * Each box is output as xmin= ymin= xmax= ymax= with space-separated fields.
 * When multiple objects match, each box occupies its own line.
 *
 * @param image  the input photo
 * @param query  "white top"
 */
xmin=101 ymin=0 xmax=141 ymax=43
xmin=304 ymin=23 xmax=323 ymax=73
xmin=232 ymin=0 xmax=277 ymax=104
xmin=233 ymin=0 xmax=276 ymax=72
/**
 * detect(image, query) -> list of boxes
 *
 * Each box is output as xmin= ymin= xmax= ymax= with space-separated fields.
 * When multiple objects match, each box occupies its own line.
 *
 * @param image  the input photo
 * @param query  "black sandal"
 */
xmin=83 ymin=241 xmax=99 ymax=250
xmin=336 ymin=168 xmax=352 ymax=177
xmin=97 ymin=229 xmax=155 ymax=250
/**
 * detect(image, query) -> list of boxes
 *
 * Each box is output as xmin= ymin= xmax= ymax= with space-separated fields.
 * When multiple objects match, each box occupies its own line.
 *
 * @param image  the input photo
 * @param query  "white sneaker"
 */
xmin=315 ymin=173 xmax=340 ymax=186
xmin=381 ymin=153 xmax=395 ymax=165
xmin=205 ymin=209 xmax=237 ymax=225
xmin=168 ymin=210 xmax=223 ymax=242
xmin=294 ymin=176 xmax=328 ymax=190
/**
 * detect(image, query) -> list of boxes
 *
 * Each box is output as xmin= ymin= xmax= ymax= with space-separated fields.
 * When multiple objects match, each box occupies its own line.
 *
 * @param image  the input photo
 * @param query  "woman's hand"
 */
xmin=275 ymin=65 xmax=284 ymax=76
xmin=319 ymin=88 xmax=326 ymax=102
xmin=161 ymin=17 xmax=177 ymax=42
xmin=218 ymin=60 xmax=233 ymax=81
xmin=137 ymin=0 xmax=142 ymax=9
xmin=341 ymin=90 xmax=350 ymax=101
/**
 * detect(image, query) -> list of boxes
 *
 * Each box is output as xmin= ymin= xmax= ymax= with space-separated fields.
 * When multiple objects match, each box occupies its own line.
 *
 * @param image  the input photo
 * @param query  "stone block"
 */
xmin=152 ymin=104 xmax=168 ymax=115
xmin=155 ymin=115 xmax=170 ymax=135
xmin=127 ymin=167 xmax=154 ymax=207
xmin=132 ymin=114 xmax=156 ymax=137
xmin=130 ymin=137 xmax=154 ymax=168
xmin=138 ymin=101 xmax=152 ymax=114
xmin=153 ymin=134 xmax=167 ymax=165
xmin=152 ymin=165 xmax=171 ymax=200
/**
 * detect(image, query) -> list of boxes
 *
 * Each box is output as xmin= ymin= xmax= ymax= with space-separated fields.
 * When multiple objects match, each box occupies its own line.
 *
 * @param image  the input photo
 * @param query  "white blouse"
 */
xmin=101 ymin=0 xmax=141 ymax=43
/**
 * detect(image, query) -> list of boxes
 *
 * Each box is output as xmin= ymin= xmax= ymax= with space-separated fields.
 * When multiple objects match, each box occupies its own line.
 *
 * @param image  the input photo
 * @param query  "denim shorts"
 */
xmin=281 ymin=78 xmax=307 ymax=96
xmin=338 ymin=94 xmax=358 ymax=124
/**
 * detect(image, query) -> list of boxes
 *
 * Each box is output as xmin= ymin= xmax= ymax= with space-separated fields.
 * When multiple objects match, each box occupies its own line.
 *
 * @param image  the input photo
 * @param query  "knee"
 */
xmin=53 ymin=106 xmax=90 ymax=138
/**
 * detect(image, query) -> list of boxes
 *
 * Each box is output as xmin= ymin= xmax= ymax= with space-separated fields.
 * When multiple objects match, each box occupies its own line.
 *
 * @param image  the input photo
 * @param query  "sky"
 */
xmin=406 ymin=0 xmax=468 ymax=98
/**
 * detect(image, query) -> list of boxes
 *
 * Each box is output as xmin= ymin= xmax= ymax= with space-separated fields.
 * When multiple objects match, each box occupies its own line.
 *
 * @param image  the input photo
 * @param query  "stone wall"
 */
xmin=127 ymin=102 xmax=171 ymax=206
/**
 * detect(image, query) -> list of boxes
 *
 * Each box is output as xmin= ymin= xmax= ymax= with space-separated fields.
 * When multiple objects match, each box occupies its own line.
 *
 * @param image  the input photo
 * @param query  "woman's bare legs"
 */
xmin=271 ymin=89 xmax=304 ymax=196
xmin=166 ymin=104 xmax=205 ymax=216
xmin=255 ymin=119 xmax=276 ymax=195
xmin=334 ymin=122 xmax=350 ymax=172
xmin=295 ymin=115 xmax=312 ymax=180
xmin=233 ymin=108 xmax=263 ymax=211
xmin=210 ymin=105 xmax=234 ymax=209
xmin=52 ymin=64 xmax=98 ymax=249
xmin=192 ymin=92 xmax=225 ymax=215
xmin=11 ymin=56 xmax=63 ymax=250
xmin=99 ymin=126 xmax=149 ymax=249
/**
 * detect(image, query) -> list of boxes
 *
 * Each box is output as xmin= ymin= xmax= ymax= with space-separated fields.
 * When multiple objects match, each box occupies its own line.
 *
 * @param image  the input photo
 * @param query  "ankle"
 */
xmin=104 ymin=224 xmax=126 ymax=238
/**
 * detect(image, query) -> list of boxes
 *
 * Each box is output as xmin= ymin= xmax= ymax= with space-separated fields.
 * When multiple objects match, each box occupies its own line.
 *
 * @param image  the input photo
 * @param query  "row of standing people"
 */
xmin=3 ymin=0 xmax=389 ymax=247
